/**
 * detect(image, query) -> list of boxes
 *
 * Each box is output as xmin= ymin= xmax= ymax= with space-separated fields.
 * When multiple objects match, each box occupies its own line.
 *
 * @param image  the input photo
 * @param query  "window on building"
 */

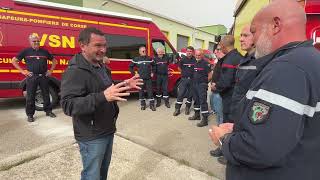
xmin=194 ymin=39 xmax=204 ymax=49
xmin=177 ymin=34 xmax=189 ymax=52
xmin=105 ymin=34 xmax=146 ymax=59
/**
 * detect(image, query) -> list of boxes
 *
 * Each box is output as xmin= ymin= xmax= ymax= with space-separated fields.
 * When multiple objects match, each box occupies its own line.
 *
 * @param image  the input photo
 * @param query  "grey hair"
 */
xmin=28 ymin=33 xmax=39 ymax=40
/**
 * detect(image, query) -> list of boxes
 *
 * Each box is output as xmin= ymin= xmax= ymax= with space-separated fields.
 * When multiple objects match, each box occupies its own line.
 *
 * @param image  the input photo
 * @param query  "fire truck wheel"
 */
xmin=35 ymin=86 xmax=59 ymax=111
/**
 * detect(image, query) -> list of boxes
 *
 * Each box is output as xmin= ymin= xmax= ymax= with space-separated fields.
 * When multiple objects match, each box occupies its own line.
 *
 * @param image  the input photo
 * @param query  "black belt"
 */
xmin=32 ymin=73 xmax=46 ymax=76
xmin=182 ymin=77 xmax=192 ymax=79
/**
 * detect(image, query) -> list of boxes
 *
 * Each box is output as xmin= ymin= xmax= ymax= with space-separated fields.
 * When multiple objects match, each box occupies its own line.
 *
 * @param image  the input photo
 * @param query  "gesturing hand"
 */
xmin=103 ymin=81 xmax=131 ymax=102
xmin=22 ymin=70 xmax=32 ymax=77
xmin=46 ymin=70 xmax=53 ymax=76
xmin=125 ymin=74 xmax=143 ymax=90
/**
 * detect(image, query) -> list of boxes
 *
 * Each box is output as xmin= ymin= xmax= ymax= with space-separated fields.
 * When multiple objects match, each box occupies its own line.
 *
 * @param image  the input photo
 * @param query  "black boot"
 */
xmin=156 ymin=98 xmax=161 ymax=107
xmin=185 ymin=105 xmax=191 ymax=115
xmin=27 ymin=116 xmax=34 ymax=122
xmin=210 ymin=148 xmax=223 ymax=157
xmin=164 ymin=98 xmax=170 ymax=108
xmin=173 ymin=108 xmax=180 ymax=116
xmin=197 ymin=115 xmax=208 ymax=127
xmin=188 ymin=111 xmax=200 ymax=120
xmin=218 ymin=156 xmax=228 ymax=165
xmin=46 ymin=112 xmax=56 ymax=118
xmin=141 ymin=100 xmax=146 ymax=110
xmin=150 ymin=103 xmax=156 ymax=111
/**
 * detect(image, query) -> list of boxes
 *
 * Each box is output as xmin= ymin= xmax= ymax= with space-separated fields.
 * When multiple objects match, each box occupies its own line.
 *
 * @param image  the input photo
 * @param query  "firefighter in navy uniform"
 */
xmin=209 ymin=1 xmax=320 ymax=180
xmin=212 ymin=35 xmax=242 ymax=122
xmin=188 ymin=49 xmax=212 ymax=127
xmin=212 ymin=25 xmax=258 ymax=165
xmin=154 ymin=47 xmax=170 ymax=108
xmin=129 ymin=46 xmax=156 ymax=111
xmin=12 ymin=33 xmax=57 ymax=122
xmin=173 ymin=46 xmax=196 ymax=116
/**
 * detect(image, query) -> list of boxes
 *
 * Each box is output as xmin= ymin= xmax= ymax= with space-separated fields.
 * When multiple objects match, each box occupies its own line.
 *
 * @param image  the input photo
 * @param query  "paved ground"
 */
xmin=0 ymin=95 xmax=225 ymax=180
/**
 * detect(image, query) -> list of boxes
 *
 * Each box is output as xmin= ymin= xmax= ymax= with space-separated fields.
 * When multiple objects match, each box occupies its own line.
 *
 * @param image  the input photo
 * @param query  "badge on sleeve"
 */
xmin=249 ymin=101 xmax=271 ymax=124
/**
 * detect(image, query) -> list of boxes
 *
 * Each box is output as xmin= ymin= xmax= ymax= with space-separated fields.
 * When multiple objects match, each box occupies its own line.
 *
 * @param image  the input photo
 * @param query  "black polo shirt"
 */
xmin=154 ymin=55 xmax=170 ymax=75
xmin=16 ymin=47 xmax=54 ymax=74
xmin=179 ymin=56 xmax=196 ymax=78
xmin=194 ymin=59 xmax=210 ymax=83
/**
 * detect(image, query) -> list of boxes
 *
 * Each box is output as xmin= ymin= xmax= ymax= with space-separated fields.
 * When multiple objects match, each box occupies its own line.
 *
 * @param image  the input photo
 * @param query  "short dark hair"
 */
xmin=139 ymin=46 xmax=146 ymax=50
xmin=186 ymin=46 xmax=194 ymax=51
xmin=78 ymin=27 xmax=104 ymax=45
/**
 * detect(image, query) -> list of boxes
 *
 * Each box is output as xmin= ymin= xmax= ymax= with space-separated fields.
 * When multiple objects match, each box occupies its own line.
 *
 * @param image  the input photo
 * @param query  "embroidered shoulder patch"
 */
xmin=249 ymin=101 xmax=271 ymax=124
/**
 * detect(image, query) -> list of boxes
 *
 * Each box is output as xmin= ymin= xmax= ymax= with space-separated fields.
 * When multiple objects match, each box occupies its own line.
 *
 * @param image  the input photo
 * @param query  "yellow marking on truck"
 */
xmin=111 ymin=71 xmax=132 ymax=74
xmin=0 ymin=69 xmax=64 ymax=73
xmin=171 ymin=72 xmax=181 ymax=75
xmin=0 ymin=69 xmax=10 ymax=73
xmin=10 ymin=69 xmax=20 ymax=73
xmin=60 ymin=17 xmax=98 ymax=24
xmin=99 ymin=22 xmax=147 ymax=31
xmin=1 ymin=10 xmax=151 ymax=55
xmin=147 ymin=29 xmax=150 ymax=55
xmin=53 ymin=70 xmax=63 ymax=73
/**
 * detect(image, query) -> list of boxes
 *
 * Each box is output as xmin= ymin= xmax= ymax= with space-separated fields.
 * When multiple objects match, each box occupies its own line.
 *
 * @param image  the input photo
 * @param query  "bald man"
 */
xmin=209 ymin=1 xmax=320 ymax=179
xmin=154 ymin=47 xmax=171 ymax=108
xmin=211 ymin=35 xmax=243 ymax=122
xmin=188 ymin=49 xmax=212 ymax=127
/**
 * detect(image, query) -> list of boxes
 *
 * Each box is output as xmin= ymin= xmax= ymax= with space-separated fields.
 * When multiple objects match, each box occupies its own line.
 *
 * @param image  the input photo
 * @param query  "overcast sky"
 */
xmin=120 ymin=0 xmax=236 ymax=29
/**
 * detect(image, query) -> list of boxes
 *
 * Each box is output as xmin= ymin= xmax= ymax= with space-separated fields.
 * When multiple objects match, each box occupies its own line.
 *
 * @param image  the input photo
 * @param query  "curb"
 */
xmin=0 ymin=138 xmax=76 ymax=171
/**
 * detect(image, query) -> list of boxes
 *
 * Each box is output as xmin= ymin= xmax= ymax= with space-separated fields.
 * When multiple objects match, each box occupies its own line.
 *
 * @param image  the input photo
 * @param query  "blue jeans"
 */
xmin=78 ymin=134 xmax=114 ymax=180
xmin=210 ymin=92 xmax=223 ymax=125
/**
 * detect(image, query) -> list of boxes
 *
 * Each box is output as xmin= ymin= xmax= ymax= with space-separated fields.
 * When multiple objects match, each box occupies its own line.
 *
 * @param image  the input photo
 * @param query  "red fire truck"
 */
xmin=305 ymin=0 xmax=320 ymax=50
xmin=0 ymin=0 xmax=181 ymax=110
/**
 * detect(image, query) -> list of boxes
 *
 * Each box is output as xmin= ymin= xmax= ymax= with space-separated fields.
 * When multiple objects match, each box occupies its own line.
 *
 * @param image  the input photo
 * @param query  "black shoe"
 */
xmin=150 ymin=104 xmax=156 ymax=111
xmin=197 ymin=116 xmax=208 ymax=127
xmin=173 ymin=109 xmax=180 ymax=116
xmin=210 ymin=148 xmax=223 ymax=157
xmin=188 ymin=112 xmax=200 ymax=120
xmin=185 ymin=106 xmax=191 ymax=115
xmin=141 ymin=105 xmax=146 ymax=110
xmin=218 ymin=156 xmax=227 ymax=165
xmin=156 ymin=99 xmax=161 ymax=107
xmin=165 ymin=100 xmax=170 ymax=108
xmin=27 ymin=116 xmax=34 ymax=122
xmin=46 ymin=112 xmax=56 ymax=118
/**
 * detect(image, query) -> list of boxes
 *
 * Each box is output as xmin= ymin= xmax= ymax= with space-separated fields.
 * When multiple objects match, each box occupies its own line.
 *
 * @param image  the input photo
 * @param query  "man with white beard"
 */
xmin=209 ymin=0 xmax=320 ymax=179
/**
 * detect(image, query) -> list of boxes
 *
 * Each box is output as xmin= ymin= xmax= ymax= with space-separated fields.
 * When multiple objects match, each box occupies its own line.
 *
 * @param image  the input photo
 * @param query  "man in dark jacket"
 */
xmin=210 ymin=1 xmax=320 ymax=179
xmin=212 ymin=35 xmax=243 ymax=122
xmin=210 ymin=45 xmax=225 ymax=126
xmin=129 ymin=46 xmax=156 ymax=111
xmin=61 ymin=27 xmax=142 ymax=180
xmin=213 ymin=25 xmax=257 ymax=165
xmin=154 ymin=47 xmax=170 ymax=108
